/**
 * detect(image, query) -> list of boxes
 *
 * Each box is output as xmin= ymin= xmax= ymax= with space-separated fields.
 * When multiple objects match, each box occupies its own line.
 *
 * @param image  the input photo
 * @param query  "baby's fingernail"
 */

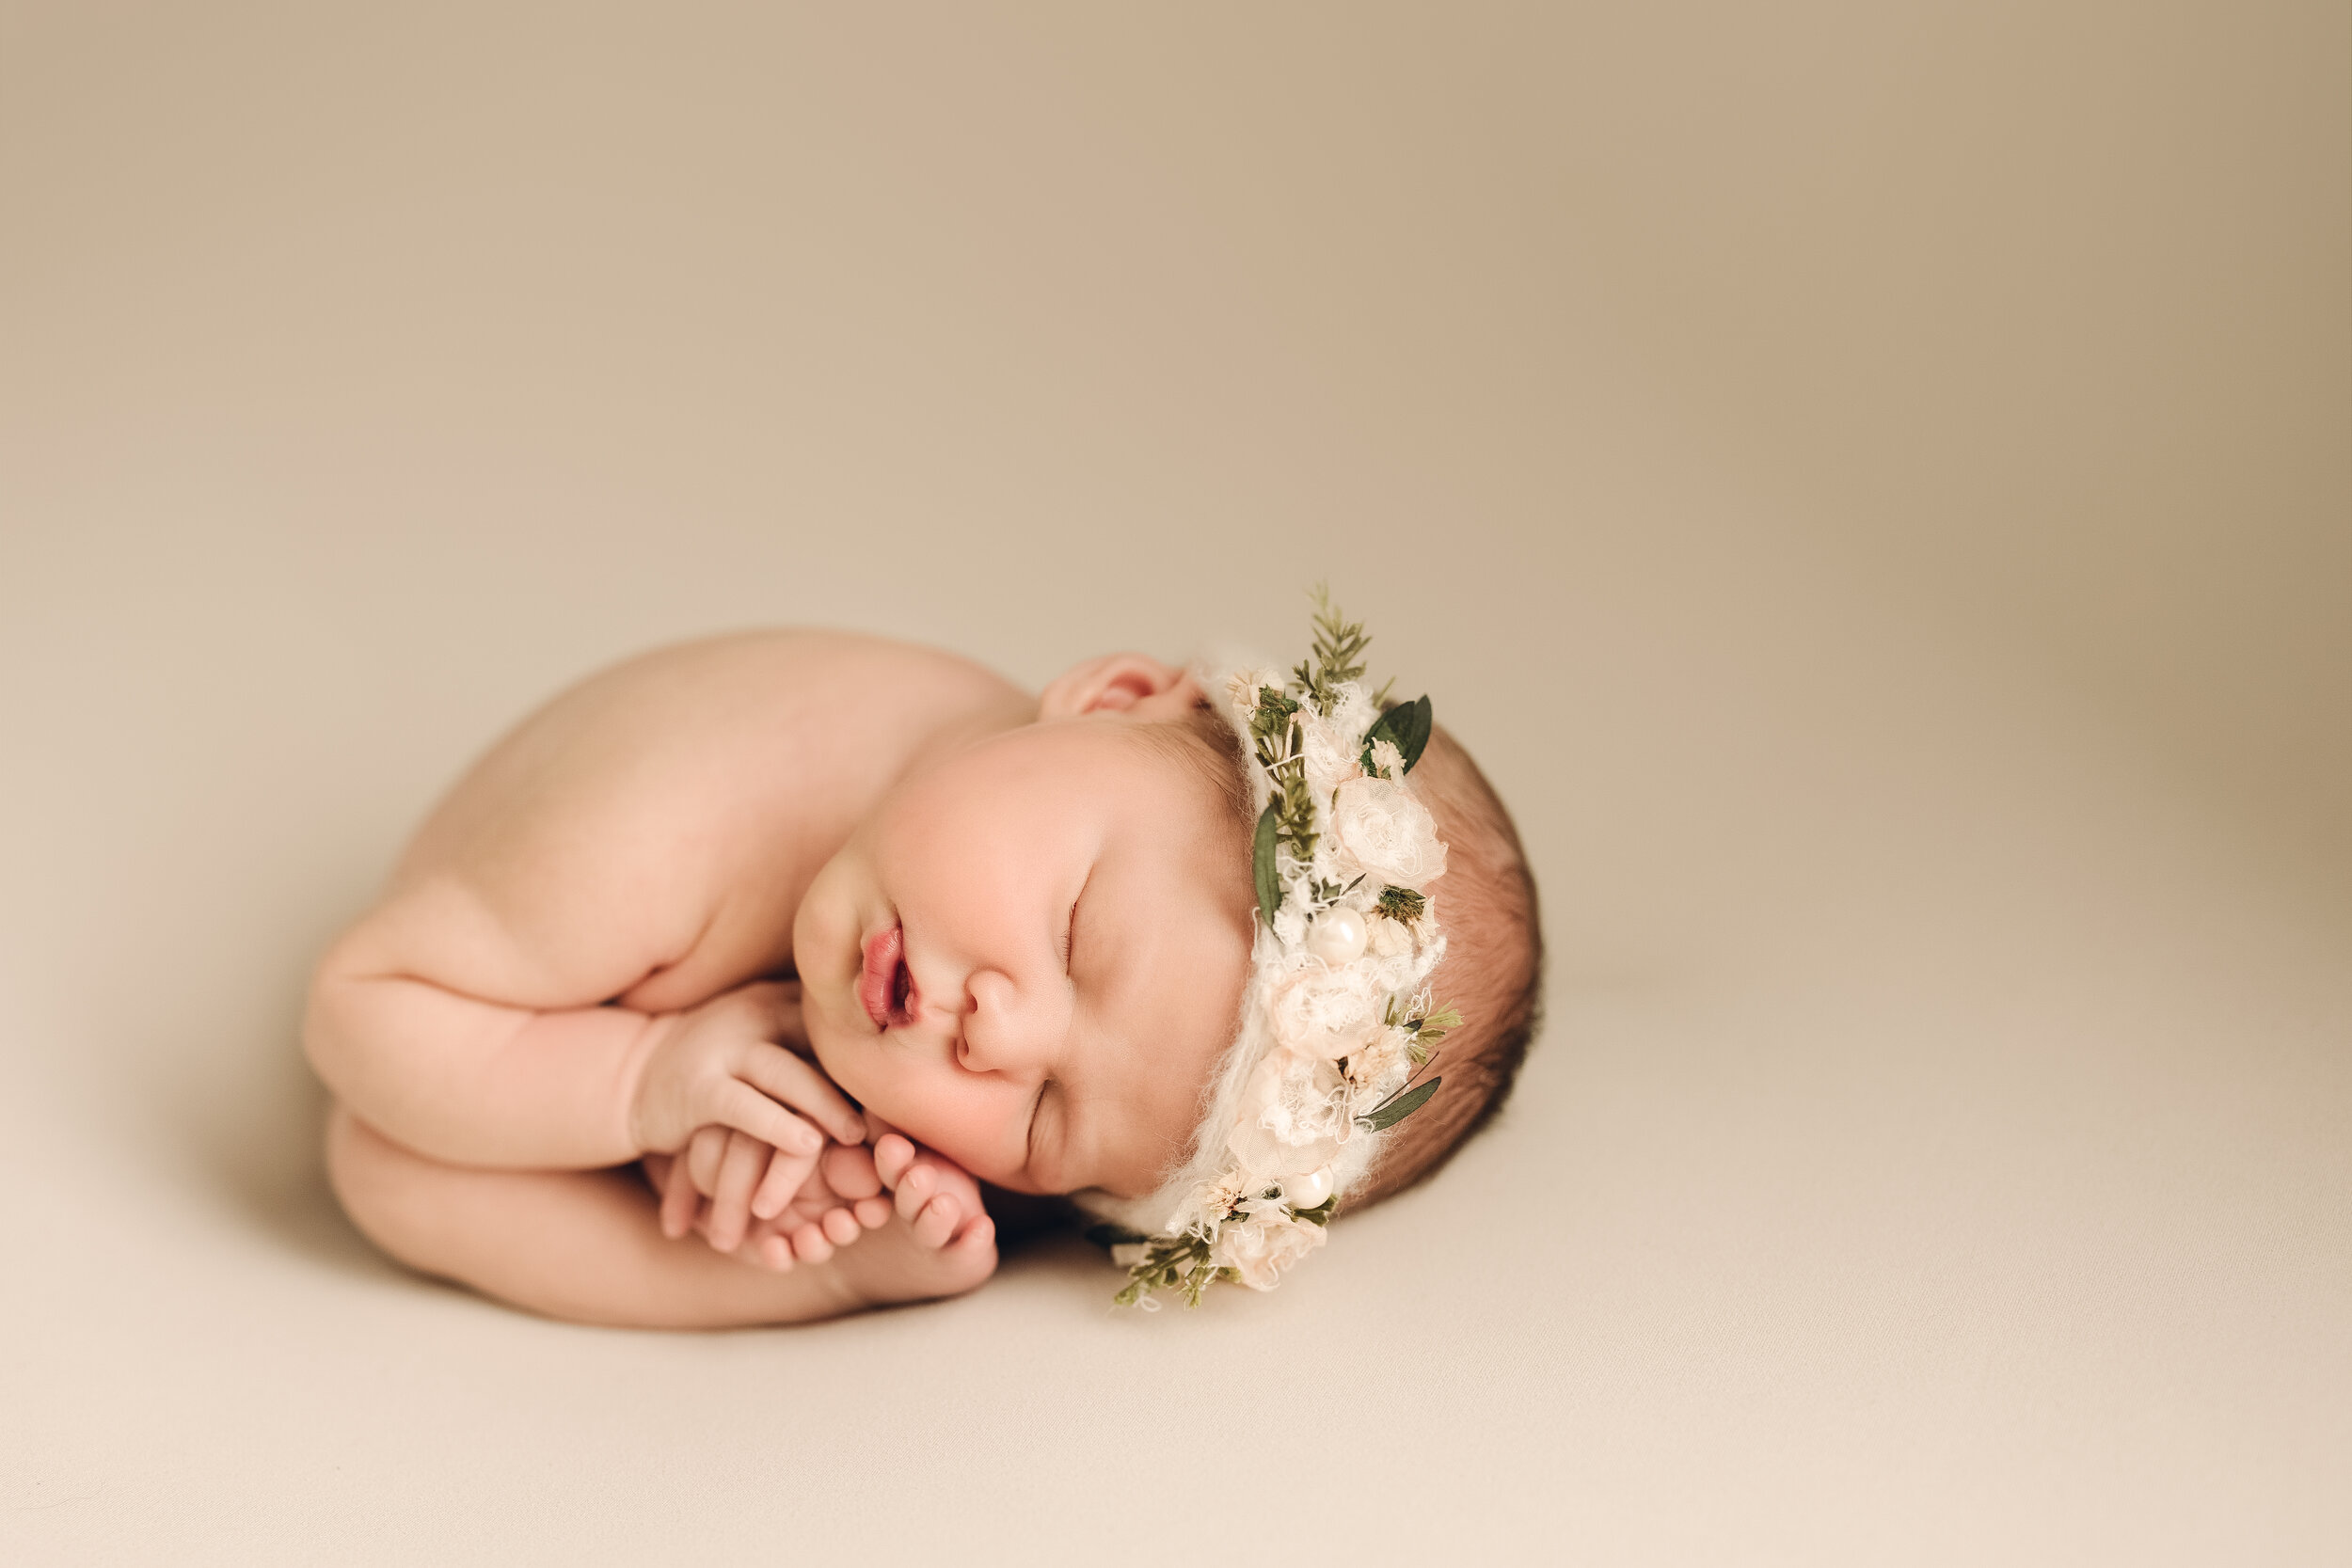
xmin=787 ymin=1125 xmax=822 ymax=1153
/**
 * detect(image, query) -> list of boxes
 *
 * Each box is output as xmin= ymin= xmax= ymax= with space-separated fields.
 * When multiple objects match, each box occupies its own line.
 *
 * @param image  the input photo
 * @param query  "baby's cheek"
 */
xmin=866 ymin=1072 xmax=1013 ymax=1180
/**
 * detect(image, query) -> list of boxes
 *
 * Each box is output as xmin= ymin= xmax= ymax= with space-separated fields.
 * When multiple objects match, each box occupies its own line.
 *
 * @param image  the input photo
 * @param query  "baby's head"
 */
xmin=796 ymin=616 xmax=1542 ymax=1297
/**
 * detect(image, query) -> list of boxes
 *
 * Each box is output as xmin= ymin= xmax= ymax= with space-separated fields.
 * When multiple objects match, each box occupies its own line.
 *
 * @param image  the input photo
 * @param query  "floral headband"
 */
xmin=1084 ymin=594 xmax=1458 ymax=1307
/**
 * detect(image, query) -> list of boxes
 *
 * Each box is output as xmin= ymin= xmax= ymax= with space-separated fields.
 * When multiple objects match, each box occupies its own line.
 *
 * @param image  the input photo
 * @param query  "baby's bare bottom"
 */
xmin=325 ymin=1104 xmax=994 ymax=1328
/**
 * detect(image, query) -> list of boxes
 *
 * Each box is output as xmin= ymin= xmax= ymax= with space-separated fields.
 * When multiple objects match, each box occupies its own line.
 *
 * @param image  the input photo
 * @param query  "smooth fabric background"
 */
xmin=2 ymin=4 xmax=2344 ymax=1562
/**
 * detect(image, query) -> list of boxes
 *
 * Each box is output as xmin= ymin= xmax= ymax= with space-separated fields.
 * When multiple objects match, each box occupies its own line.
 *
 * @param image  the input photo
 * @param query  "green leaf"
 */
xmin=1357 ymin=1075 xmax=1441 ymax=1132
xmin=1253 ymin=801 xmax=1282 ymax=926
xmin=1365 ymin=695 xmax=1433 ymax=773
xmin=1375 ymin=886 xmax=1426 ymax=923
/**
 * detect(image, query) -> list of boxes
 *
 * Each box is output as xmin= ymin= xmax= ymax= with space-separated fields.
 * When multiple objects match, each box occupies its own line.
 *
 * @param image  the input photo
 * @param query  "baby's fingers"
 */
xmin=708 ymin=1080 xmax=826 ymax=1163
xmin=749 ymin=1142 xmax=820 ymax=1223
xmin=658 ymin=1151 xmax=704 ymax=1241
xmin=683 ymin=1124 xmax=732 ymax=1196
xmin=730 ymin=1043 xmax=867 ymax=1148
xmin=705 ymin=1132 xmax=768 ymax=1252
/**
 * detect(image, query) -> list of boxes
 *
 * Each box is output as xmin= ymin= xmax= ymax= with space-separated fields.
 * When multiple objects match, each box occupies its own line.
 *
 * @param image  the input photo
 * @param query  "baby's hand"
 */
xmin=626 ymin=981 xmax=868 ymax=1164
xmin=650 ymin=1128 xmax=893 ymax=1270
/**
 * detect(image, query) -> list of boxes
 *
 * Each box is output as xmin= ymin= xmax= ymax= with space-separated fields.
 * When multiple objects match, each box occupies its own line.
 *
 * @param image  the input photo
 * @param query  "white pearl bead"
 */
xmin=1306 ymin=908 xmax=1368 ymax=965
xmin=1283 ymin=1167 xmax=1334 ymax=1210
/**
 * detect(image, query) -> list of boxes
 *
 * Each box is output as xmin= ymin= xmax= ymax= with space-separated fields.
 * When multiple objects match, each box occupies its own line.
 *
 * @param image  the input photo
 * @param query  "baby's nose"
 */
xmin=957 ymin=967 xmax=1070 ymax=1074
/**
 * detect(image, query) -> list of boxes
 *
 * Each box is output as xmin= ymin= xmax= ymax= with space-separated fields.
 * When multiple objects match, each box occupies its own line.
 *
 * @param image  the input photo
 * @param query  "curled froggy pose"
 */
xmin=307 ymin=607 xmax=1541 ymax=1326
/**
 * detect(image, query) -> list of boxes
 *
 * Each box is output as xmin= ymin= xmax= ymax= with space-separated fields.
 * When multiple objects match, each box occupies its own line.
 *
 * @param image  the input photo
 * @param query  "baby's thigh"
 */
xmin=325 ymin=1103 xmax=853 ymax=1326
xmin=325 ymin=1102 xmax=501 ymax=1276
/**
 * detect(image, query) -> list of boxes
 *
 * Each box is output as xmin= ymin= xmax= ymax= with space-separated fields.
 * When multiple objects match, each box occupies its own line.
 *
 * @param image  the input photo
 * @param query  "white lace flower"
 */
xmin=1270 ymin=897 xmax=1310 ymax=950
xmin=1344 ymin=1027 xmax=1416 ymax=1113
xmin=1328 ymin=776 xmax=1448 ymax=889
xmin=1215 ymin=1210 xmax=1327 ymax=1291
xmin=1328 ymin=684 xmax=1377 ymax=743
xmin=1297 ymin=707 xmax=1361 ymax=800
xmin=1366 ymin=910 xmax=1413 ymax=959
xmin=1366 ymin=736 xmax=1406 ymax=779
xmin=1266 ymin=962 xmax=1386 ymax=1059
xmin=1224 ymin=1053 xmax=1347 ymax=1177
xmin=1226 ymin=667 xmax=1286 ymax=713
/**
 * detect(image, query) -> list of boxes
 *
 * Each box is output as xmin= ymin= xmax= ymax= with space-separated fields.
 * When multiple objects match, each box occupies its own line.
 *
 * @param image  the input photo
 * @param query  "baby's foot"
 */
xmin=873 ymin=1134 xmax=988 ymax=1248
xmin=834 ymin=1133 xmax=997 ymax=1306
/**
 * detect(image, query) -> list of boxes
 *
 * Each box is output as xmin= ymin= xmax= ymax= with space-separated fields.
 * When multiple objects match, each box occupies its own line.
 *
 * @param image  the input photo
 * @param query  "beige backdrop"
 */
xmin=2 ymin=4 xmax=2345 ymax=1563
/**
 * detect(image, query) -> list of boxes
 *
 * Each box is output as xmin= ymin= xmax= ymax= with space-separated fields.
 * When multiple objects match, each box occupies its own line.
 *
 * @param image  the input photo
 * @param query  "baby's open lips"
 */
xmin=858 ymin=922 xmax=916 ymax=1030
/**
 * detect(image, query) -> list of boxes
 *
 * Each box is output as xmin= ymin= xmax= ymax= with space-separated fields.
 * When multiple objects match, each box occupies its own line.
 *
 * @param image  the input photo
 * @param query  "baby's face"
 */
xmin=796 ymin=699 xmax=1254 ymax=1198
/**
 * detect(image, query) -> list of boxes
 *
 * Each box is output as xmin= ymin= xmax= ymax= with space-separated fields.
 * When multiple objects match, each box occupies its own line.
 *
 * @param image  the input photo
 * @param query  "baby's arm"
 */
xmin=329 ymin=1106 xmax=996 ymax=1328
xmin=307 ymin=877 xmax=866 ymax=1170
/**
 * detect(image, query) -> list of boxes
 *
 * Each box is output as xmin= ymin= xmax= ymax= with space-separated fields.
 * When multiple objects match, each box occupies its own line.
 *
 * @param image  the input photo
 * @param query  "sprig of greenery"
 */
xmin=1375 ymin=886 xmax=1426 ymax=923
xmin=1248 ymin=683 xmax=1321 ymax=927
xmin=1114 ymin=1228 xmax=1234 ymax=1308
xmin=1295 ymin=584 xmax=1371 ymax=707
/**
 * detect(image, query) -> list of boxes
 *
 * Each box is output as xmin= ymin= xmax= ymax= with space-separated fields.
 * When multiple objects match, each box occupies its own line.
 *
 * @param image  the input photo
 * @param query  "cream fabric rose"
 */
xmin=1328 ymin=776 xmax=1448 ymax=889
xmin=1216 ymin=1211 xmax=1327 ymax=1291
xmin=1224 ymin=1053 xmax=1346 ymax=1177
xmin=1266 ymin=963 xmax=1386 ymax=1059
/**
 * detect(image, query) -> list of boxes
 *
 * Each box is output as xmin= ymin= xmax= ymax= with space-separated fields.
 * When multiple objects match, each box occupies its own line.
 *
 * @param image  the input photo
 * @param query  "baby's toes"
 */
xmin=789 ymin=1221 xmax=835 ymax=1266
xmin=853 ymin=1195 xmax=893 ymax=1230
xmin=947 ymin=1213 xmax=996 ymax=1267
xmin=872 ymin=1132 xmax=916 ymax=1189
xmin=821 ymin=1142 xmax=883 ymax=1201
xmin=911 ymin=1193 xmax=962 ymax=1250
xmin=820 ymin=1206 xmax=862 ymax=1247
xmin=754 ymin=1233 xmax=796 ymax=1272
xmin=891 ymin=1162 xmax=936 ymax=1225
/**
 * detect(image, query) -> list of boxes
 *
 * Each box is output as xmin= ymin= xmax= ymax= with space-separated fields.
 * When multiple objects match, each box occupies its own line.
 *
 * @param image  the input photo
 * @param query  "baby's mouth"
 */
xmin=857 ymin=922 xmax=915 ymax=1031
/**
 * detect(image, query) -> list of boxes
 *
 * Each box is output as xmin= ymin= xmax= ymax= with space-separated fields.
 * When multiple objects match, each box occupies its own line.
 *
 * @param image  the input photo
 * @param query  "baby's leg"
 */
xmin=326 ymin=1103 xmax=860 ymax=1328
xmin=326 ymin=1104 xmax=995 ymax=1327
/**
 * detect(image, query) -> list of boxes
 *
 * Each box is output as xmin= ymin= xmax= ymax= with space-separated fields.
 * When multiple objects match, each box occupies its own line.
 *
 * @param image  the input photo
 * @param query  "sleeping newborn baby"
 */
xmin=308 ymin=599 xmax=1542 ymax=1325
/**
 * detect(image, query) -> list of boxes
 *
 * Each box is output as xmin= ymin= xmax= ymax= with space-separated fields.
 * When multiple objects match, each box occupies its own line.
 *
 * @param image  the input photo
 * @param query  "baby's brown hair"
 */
xmin=1347 ymin=726 xmax=1544 ymax=1206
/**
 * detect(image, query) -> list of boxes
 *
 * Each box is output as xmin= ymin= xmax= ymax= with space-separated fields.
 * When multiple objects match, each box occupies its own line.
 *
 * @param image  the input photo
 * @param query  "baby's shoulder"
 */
xmin=571 ymin=626 xmax=1005 ymax=704
xmin=395 ymin=628 xmax=1024 ymax=888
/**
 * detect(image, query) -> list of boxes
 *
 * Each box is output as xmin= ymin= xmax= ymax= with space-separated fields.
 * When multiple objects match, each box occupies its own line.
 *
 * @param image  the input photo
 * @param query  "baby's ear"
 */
xmin=1039 ymin=653 xmax=1200 ymax=720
